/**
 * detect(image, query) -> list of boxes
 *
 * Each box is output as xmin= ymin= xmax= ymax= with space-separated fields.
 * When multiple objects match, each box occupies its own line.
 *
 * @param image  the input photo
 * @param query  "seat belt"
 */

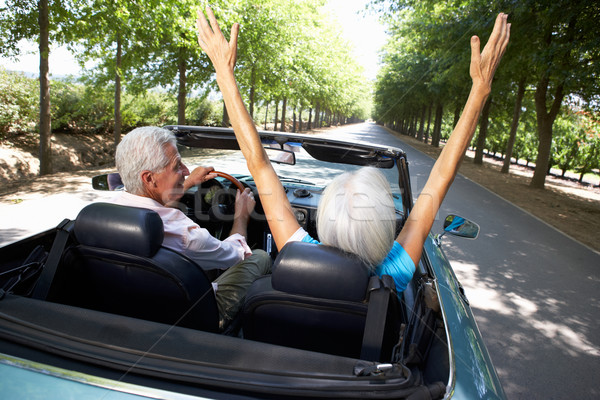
xmin=32 ymin=219 xmax=74 ymax=300
xmin=360 ymin=275 xmax=394 ymax=361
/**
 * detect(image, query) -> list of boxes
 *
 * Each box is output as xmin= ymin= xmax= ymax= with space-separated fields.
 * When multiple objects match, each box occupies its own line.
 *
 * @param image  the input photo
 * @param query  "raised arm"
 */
xmin=196 ymin=7 xmax=300 ymax=251
xmin=397 ymin=13 xmax=510 ymax=266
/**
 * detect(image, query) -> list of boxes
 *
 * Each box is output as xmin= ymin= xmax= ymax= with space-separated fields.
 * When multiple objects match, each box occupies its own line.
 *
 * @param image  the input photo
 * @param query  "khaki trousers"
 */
xmin=213 ymin=249 xmax=271 ymax=331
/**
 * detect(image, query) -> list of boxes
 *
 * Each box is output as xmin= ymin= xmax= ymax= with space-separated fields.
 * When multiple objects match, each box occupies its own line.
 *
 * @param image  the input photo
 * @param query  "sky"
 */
xmin=0 ymin=0 xmax=387 ymax=80
xmin=324 ymin=0 xmax=387 ymax=80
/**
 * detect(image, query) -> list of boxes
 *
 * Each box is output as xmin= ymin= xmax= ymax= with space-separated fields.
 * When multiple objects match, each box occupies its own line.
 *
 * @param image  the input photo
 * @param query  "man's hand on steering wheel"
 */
xmin=234 ymin=187 xmax=256 ymax=223
xmin=184 ymin=166 xmax=217 ymax=191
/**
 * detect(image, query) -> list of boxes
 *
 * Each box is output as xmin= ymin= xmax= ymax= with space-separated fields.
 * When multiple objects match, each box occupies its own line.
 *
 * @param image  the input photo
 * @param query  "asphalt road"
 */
xmin=322 ymin=122 xmax=600 ymax=400
xmin=1 ymin=122 xmax=599 ymax=399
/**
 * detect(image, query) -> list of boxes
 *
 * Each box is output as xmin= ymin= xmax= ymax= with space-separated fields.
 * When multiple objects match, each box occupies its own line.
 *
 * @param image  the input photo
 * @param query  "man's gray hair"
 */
xmin=316 ymin=167 xmax=396 ymax=270
xmin=115 ymin=127 xmax=177 ymax=195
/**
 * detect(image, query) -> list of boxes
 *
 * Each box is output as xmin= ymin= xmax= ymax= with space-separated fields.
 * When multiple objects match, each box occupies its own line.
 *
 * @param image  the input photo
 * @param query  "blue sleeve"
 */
xmin=301 ymin=233 xmax=321 ymax=244
xmin=376 ymin=242 xmax=416 ymax=296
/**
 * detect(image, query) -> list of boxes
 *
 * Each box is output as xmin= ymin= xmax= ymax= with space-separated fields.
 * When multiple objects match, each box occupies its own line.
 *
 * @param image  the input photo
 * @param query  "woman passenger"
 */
xmin=195 ymin=8 xmax=510 ymax=295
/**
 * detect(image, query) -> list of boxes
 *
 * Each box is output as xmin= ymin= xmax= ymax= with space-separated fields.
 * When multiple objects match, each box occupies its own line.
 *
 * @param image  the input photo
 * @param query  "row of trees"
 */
xmin=370 ymin=0 xmax=600 ymax=188
xmin=0 ymin=66 xmax=223 ymax=135
xmin=0 ymin=64 xmax=344 ymax=137
xmin=0 ymin=0 xmax=371 ymax=175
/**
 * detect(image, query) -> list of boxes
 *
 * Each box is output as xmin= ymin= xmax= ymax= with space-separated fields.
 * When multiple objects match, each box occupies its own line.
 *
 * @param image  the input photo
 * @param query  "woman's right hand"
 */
xmin=194 ymin=5 xmax=309 ymax=250
xmin=196 ymin=6 xmax=239 ymax=75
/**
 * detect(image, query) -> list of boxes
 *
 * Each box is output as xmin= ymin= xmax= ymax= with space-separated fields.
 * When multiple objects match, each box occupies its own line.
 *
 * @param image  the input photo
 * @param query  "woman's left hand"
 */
xmin=470 ymin=13 xmax=511 ymax=92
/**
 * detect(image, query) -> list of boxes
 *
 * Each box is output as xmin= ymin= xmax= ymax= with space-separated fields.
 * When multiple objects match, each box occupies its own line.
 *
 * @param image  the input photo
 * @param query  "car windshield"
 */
xmin=178 ymin=145 xmax=403 ymax=193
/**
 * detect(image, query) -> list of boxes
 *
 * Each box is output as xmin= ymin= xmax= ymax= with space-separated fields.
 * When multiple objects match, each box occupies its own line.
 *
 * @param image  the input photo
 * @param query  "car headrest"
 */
xmin=74 ymin=202 xmax=164 ymax=258
xmin=271 ymin=241 xmax=370 ymax=302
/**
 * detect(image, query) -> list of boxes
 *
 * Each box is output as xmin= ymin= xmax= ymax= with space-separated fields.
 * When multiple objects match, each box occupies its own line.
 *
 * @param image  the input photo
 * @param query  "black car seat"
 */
xmin=242 ymin=241 xmax=402 ymax=361
xmin=48 ymin=202 xmax=219 ymax=332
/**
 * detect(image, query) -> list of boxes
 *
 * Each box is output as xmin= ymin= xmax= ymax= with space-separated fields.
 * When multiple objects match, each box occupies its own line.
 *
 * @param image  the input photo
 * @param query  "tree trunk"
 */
xmin=474 ymin=96 xmax=493 ymax=165
xmin=417 ymin=105 xmax=426 ymax=141
xmin=531 ymin=77 xmax=565 ymax=188
xmin=424 ymin=103 xmax=432 ymax=143
xmin=413 ymin=112 xmax=419 ymax=137
xmin=280 ymin=97 xmax=287 ymax=132
xmin=307 ymin=108 xmax=312 ymax=130
xmin=177 ymin=48 xmax=187 ymax=125
xmin=502 ymin=78 xmax=526 ymax=173
xmin=292 ymin=107 xmax=297 ymax=132
xmin=452 ymin=104 xmax=461 ymax=129
xmin=264 ymin=102 xmax=269 ymax=130
xmin=38 ymin=0 xmax=52 ymax=175
xmin=530 ymin=17 xmax=575 ymax=188
xmin=222 ymin=101 xmax=229 ymax=127
xmin=249 ymin=66 xmax=256 ymax=119
xmin=298 ymin=109 xmax=303 ymax=131
xmin=114 ymin=35 xmax=122 ymax=149
xmin=274 ymin=101 xmax=279 ymax=131
xmin=432 ymin=102 xmax=443 ymax=147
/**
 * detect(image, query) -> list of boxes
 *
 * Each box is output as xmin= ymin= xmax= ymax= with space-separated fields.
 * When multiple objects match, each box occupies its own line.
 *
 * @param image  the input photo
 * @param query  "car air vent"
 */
xmin=293 ymin=188 xmax=311 ymax=198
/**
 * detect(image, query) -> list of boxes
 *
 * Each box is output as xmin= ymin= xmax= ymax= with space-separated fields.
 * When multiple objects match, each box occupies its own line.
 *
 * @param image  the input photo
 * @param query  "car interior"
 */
xmin=0 ymin=133 xmax=452 ymax=399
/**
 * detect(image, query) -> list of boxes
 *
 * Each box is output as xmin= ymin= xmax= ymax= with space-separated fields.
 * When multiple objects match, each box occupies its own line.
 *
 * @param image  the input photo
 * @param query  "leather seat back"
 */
xmin=50 ymin=202 xmax=219 ymax=332
xmin=243 ymin=241 xmax=399 ymax=359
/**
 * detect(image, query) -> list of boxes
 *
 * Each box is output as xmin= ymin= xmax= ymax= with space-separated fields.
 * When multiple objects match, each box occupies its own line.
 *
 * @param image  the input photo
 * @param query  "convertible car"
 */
xmin=0 ymin=125 xmax=505 ymax=399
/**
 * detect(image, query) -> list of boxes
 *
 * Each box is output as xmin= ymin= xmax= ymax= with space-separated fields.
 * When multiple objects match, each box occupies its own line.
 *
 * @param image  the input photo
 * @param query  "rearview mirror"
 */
xmin=443 ymin=214 xmax=479 ymax=239
xmin=264 ymin=147 xmax=296 ymax=165
xmin=92 ymin=173 xmax=124 ymax=191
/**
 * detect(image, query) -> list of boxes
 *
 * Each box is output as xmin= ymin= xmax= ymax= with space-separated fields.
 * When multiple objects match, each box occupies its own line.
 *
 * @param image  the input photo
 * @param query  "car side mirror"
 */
xmin=443 ymin=214 xmax=480 ymax=239
xmin=92 ymin=173 xmax=124 ymax=191
xmin=435 ymin=214 xmax=480 ymax=246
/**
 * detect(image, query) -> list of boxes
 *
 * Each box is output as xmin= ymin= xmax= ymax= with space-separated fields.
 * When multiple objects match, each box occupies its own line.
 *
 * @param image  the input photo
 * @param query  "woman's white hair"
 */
xmin=316 ymin=167 xmax=396 ymax=271
xmin=115 ymin=126 xmax=177 ymax=195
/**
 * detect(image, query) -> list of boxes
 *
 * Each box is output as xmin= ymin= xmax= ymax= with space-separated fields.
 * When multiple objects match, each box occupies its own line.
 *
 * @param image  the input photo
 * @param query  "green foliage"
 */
xmin=512 ymin=114 xmax=538 ymax=165
xmin=551 ymin=113 xmax=583 ymax=176
xmin=224 ymin=0 xmax=371 ymax=124
xmin=51 ymin=79 xmax=112 ymax=134
xmin=571 ymin=110 xmax=600 ymax=180
xmin=0 ymin=0 xmax=42 ymax=56
xmin=186 ymin=97 xmax=222 ymax=127
xmin=0 ymin=67 xmax=223 ymax=135
xmin=121 ymin=91 xmax=176 ymax=128
xmin=371 ymin=0 xmax=600 ymax=184
xmin=0 ymin=67 xmax=38 ymax=135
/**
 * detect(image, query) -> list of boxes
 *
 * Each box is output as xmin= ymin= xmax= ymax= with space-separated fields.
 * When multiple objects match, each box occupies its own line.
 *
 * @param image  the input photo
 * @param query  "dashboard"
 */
xmin=177 ymin=175 xmax=322 ymax=258
xmin=178 ymin=174 xmax=404 ymax=258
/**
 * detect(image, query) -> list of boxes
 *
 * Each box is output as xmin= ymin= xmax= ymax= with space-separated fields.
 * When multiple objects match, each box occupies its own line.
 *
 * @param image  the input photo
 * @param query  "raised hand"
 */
xmin=196 ymin=6 xmax=239 ymax=74
xmin=470 ymin=13 xmax=511 ymax=92
xmin=398 ymin=13 xmax=510 ymax=266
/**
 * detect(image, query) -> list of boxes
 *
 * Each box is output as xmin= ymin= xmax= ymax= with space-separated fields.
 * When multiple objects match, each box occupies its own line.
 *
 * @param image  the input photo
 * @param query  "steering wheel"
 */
xmin=193 ymin=171 xmax=246 ymax=239
xmin=212 ymin=171 xmax=245 ymax=193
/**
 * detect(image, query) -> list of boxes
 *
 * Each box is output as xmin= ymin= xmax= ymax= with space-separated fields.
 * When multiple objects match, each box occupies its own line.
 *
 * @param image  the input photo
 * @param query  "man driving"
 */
xmin=111 ymin=126 xmax=271 ymax=331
